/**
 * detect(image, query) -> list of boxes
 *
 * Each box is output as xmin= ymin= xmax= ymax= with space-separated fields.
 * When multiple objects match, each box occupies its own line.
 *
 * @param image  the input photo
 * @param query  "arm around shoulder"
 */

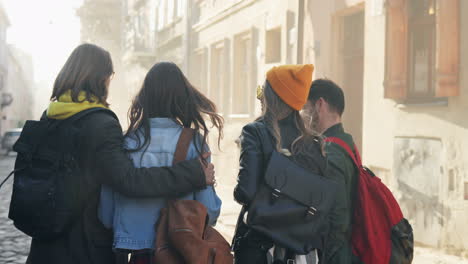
xmin=188 ymin=138 xmax=222 ymax=225
xmin=90 ymin=115 xmax=206 ymax=198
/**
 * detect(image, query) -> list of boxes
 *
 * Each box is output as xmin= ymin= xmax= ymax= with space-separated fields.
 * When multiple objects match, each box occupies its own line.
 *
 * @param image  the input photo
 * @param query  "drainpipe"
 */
xmin=297 ymin=0 xmax=304 ymax=64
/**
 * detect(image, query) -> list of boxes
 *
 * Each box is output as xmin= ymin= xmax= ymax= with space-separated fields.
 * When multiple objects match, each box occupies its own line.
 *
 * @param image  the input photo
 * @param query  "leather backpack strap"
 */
xmin=324 ymin=137 xmax=362 ymax=167
xmin=166 ymin=127 xmax=195 ymax=216
xmin=173 ymin=128 xmax=195 ymax=165
xmin=154 ymin=128 xmax=196 ymax=261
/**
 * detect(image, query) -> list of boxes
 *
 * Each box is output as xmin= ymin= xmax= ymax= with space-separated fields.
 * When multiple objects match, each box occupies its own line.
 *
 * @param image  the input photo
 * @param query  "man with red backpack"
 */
xmin=305 ymin=79 xmax=414 ymax=264
xmin=304 ymin=79 xmax=358 ymax=263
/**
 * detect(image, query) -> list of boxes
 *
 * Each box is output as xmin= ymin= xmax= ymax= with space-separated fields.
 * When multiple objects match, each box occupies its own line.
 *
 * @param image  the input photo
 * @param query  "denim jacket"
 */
xmin=98 ymin=118 xmax=222 ymax=250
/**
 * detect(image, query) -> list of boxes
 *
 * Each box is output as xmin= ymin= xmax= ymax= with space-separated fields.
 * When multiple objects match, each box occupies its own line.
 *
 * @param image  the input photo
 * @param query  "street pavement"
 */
xmin=0 ymin=154 xmax=467 ymax=264
xmin=0 ymin=155 xmax=30 ymax=264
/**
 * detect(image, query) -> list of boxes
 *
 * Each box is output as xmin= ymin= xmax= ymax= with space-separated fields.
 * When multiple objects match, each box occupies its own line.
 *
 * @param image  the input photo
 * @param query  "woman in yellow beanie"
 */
xmin=233 ymin=64 xmax=332 ymax=264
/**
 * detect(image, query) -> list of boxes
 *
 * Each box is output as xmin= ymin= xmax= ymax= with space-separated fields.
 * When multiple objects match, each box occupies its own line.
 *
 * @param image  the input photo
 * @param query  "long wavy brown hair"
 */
xmin=126 ymin=62 xmax=223 ymax=161
xmin=259 ymin=81 xmax=323 ymax=159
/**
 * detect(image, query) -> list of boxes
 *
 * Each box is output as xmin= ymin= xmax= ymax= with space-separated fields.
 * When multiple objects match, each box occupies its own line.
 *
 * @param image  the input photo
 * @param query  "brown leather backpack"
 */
xmin=154 ymin=128 xmax=233 ymax=264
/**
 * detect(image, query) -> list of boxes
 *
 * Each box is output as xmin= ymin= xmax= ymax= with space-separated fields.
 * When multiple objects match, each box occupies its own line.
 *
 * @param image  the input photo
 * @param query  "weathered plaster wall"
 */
xmin=303 ymin=0 xmax=468 ymax=253
xmin=361 ymin=0 xmax=468 ymax=254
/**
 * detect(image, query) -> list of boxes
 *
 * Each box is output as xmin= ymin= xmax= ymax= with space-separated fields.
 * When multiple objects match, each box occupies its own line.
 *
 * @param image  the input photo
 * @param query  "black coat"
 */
xmin=26 ymin=110 xmax=206 ymax=264
xmin=232 ymin=115 xmax=327 ymax=262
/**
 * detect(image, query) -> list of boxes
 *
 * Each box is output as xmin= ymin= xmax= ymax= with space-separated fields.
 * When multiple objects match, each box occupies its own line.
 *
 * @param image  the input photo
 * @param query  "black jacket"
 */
xmin=26 ymin=110 xmax=206 ymax=264
xmin=233 ymin=115 xmax=327 ymax=255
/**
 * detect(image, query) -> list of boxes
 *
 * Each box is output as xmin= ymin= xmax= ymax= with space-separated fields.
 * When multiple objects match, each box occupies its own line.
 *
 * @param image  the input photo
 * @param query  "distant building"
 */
xmin=1 ymin=45 xmax=34 ymax=132
xmin=154 ymin=0 xmax=189 ymax=70
xmin=77 ymin=0 xmax=130 ymax=123
xmin=0 ymin=1 xmax=9 ymax=136
xmin=120 ymin=0 xmax=157 ymax=98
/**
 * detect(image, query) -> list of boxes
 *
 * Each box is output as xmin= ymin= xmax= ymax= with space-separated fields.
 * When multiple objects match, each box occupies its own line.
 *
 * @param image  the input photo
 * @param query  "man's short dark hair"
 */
xmin=308 ymin=78 xmax=345 ymax=116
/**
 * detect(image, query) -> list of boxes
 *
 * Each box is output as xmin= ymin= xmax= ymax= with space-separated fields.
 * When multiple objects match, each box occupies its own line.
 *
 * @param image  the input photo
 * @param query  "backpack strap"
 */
xmin=167 ymin=128 xmax=194 ymax=207
xmin=173 ymin=128 xmax=195 ymax=165
xmin=0 ymin=169 xmax=17 ymax=189
xmin=324 ymin=137 xmax=362 ymax=167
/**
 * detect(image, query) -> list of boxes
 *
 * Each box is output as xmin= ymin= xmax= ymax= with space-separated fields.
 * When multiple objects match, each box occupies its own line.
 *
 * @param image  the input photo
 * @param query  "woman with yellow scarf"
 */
xmin=24 ymin=43 xmax=215 ymax=264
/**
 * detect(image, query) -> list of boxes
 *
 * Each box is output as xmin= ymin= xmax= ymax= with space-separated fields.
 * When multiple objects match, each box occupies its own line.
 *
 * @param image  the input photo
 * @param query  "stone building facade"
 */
xmin=0 ymin=3 xmax=35 ymax=138
xmin=77 ymin=0 xmax=130 ymax=122
xmin=1 ymin=46 xmax=34 ymax=133
xmin=0 ymin=2 xmax=9 ymax=137
xmin=301 ymin=0 xmax=467 ymax=254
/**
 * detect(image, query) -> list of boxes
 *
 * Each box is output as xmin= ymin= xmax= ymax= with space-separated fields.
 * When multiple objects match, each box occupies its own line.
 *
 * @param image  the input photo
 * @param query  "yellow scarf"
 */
xmin=47 ymin=91 xmax=108 ymax=120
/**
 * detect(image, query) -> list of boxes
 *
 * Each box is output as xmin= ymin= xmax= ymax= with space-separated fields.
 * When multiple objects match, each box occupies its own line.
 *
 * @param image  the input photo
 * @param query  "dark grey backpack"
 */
xmin=247 ymin=150 xmax=338 ymax=255
xmin=4 ymin=108 xmax=115 ymax=241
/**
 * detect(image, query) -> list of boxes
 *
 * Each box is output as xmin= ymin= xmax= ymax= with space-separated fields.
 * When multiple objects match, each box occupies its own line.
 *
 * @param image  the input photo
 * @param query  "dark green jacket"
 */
xmin=323 ymin=123 xmax=359 ymax=264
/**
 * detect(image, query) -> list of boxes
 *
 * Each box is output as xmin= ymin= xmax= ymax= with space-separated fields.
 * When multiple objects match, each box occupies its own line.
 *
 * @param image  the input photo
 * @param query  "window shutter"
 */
xmin=435 ymin=0 xmax=460 ymax=97
xmin=384 ymin=0 xmax=408 ymax=99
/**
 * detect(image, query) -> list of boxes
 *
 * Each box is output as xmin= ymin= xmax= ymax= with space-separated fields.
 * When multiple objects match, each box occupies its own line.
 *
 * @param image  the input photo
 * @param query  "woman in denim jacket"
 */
xmin=99 ymin=62 xmax=224 ymax=264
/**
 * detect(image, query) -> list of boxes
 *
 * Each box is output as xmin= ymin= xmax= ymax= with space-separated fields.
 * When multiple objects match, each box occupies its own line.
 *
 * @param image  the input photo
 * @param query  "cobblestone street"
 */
xmin=0 ymin=156 xmax=30 ymax=264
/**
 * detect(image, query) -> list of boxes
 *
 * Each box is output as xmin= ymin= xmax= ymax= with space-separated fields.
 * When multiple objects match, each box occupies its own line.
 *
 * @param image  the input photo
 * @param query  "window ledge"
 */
xmin=396 ymin=97 xmax=448 ymax=109
xmin=158 ymin=17 xmax=183 ymax=32
xmin=228 ymin=114 xmax=251 ymax=119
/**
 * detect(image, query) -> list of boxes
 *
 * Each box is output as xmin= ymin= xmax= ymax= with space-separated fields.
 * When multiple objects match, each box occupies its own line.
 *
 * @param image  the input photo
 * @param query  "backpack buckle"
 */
xmin=270 ymin=189 xmax=281 ymax=204
xmin=306 ymin=206 xmax=317 ymax=216
xmin=272 ymin=189 xmax=281 ymax=198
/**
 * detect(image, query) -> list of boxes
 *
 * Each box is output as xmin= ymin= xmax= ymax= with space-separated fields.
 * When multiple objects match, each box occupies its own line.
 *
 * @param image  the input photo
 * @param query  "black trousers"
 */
xmin=233 ymin=229 xmax=273 ymax=264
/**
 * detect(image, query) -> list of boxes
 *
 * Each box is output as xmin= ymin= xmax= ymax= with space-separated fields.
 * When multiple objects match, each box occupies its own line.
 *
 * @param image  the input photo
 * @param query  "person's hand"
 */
xmin=200 ymin=153 xmax=215 ymax=186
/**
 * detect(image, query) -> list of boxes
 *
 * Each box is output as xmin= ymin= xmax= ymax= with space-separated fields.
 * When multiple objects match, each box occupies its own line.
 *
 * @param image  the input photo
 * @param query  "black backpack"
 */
xmin=2 ymin=107 xmax=115 ymax=241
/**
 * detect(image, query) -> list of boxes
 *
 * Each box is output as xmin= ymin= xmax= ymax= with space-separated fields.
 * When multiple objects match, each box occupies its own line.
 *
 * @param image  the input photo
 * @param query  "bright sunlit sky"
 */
xmin=3 ymin=0 xmax=83 ymax=85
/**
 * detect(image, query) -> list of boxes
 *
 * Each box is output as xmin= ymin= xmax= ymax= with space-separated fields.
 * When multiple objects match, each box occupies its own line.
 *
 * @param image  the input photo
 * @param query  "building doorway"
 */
xmin=337 ymin=8 xmax=365 ymax=152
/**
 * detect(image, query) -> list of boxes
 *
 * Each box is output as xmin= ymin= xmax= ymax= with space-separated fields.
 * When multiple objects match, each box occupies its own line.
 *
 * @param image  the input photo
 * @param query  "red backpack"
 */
xmin=325 ymin=137 xmax=414 ymax=264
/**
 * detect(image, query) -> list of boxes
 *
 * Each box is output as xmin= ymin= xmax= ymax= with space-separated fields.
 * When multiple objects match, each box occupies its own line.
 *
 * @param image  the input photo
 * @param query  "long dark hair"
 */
xmin=51 ymin=43 xmax=114 ymax=106
xmin=126 ymin=62 xmax=223 ymax=160
xmin=259 ymin=81 xmax=323 ymax=159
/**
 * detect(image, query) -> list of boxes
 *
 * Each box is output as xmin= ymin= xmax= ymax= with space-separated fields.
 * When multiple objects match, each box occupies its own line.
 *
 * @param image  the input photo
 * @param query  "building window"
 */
xmin=265 ymin=27 xmax=281 ymax=63
xmin=408 ymin=0 xmax=436 ymax=99
xmin=134 ymin=8 xmax=150 ymax=51
xmin=167 ymin=0 xmax=175 ymax=23
xmin=210 ymin=43 xmax=226 ymax=114
xmin=448 ymin=169 xmax=455 ymax=192
xmin=465 ymin=182 xmax=468 ymax=200
xmin=192 ymin=49 xmax=207 ymax=94
xmin=384 ymin=0 xmax=460 ymax=101
xmin=176 ymin=0 xmax=186 ymax=17
xmin=157 ymin=0 xmax=166 ymax=30
xmin=233 ymin=33 xmax=253 ymax=116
